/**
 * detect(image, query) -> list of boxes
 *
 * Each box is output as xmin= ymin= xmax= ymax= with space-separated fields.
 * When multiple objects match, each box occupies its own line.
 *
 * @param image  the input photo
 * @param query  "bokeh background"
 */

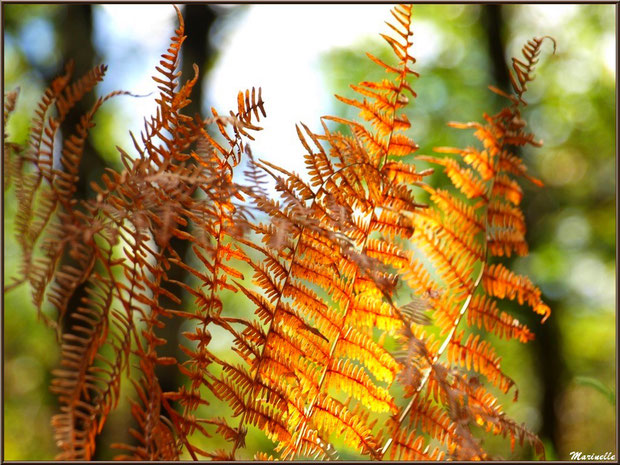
xmin=3 ymin=3 xmax=615 ymax=460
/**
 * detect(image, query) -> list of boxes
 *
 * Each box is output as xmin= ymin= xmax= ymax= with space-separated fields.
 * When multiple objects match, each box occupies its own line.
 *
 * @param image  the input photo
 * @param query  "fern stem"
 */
xmin=379 ymin=262 xmax=486 ymax=458
xmin=181 ymin=212 xmax=226 ymax=459
xmin=3 ymin=277 xmax=26 ymax=293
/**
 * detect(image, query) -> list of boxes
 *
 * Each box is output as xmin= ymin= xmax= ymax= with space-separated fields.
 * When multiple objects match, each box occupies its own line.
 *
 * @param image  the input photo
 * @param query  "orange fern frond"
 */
xmin=382 ymin=34 xmax=553 ymax=460
xmin=390 ymin=429 xmax=446 ymax=461
xmin=448 ymin=331 xmax=516 ymax=393
xmin=483 ymin=263 xmax=551 ymax=322
xmin=466 ymin=294 xmax=535 ymax=343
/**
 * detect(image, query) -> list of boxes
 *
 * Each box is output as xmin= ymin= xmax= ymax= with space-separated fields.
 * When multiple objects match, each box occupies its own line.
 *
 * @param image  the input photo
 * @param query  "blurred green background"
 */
xmin=3 ymin=4 xmax=615 ymax=461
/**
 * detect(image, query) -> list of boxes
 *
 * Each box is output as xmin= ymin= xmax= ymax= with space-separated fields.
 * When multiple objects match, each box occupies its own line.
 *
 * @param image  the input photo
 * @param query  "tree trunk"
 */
xmin=153 ymin=0 xmax=217 ymax=416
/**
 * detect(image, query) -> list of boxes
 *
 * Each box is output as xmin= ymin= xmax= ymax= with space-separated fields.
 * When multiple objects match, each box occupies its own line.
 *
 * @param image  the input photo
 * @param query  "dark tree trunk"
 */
xmin=153 ymin=1 xmax=217 ymax=409
xmin=481 ymin=5 xmax=511 ymax=94
xmin=57 ymin=5 xmax=114 ymax=460
xmin=533 ymin=308 xmax=566 ymax=457
xmin=54 ymin=5 xmax=220 ymax=457
xmin=59 ymin=5 xmax=107 ymax=198
xmin=181 ymin=4 xmax=217 ymax=117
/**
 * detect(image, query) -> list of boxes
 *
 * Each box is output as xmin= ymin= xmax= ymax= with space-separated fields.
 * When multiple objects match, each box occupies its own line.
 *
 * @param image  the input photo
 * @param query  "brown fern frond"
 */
xmin=112 ymin=375 xmax=180 ymax=460
xmin=509 ymin=36 xmax=556 ymax=104
xmin=405 ymin=395 xmax=458 ymax=448
xmin=236 ymin=86 xmax=267 ymax=132
xmin=56 ymin=90 xmax=133 ymax=204
xmin=55 ymin=63 xmax=107 ymax=120
xmin=6 ymin=4 xmax=272 ymax=459
xmin=3 ymin=86 xmax=19 ymax=122
xmin=9 ymin=62 xmax=74 ymax=309
xmin=50 ymin=273 xmax=121 ymax=459
xmin=451 ymin=374 xmax=545 ymax=459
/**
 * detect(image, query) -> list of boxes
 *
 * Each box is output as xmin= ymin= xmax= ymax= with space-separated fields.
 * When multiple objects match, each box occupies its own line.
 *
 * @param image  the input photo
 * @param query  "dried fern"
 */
xmin=3 ymin=4 xmax=554 ymax=461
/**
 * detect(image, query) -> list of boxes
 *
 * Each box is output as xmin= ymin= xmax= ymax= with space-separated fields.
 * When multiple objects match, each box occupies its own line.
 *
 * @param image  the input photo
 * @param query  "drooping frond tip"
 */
xmin=173 ymin=4 xmax=184 ymax=32
xmin=510 ymin=35 xmax=556 ymax=104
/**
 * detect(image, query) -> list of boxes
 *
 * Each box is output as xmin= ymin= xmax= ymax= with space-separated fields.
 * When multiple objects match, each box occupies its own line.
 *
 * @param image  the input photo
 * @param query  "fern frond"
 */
xmin=381 ymin=34 xmax=553 ymax=461
xmin=451 ymin=374 xmax=545 ymax=459
xmin=112 ymin=375 xmax=180 ymax=460
xmin=448 ymin=331 xmax=515 ymax=393
xmin=335 ymin=325 xmax=401 ymax=384
xmin=466 ymin=294 xmax=535 ymax=343
xmin=405 ymin=395 xmax=458 ymax=448
xmin=491 ymin=173 xmax=524 ymax=205
xmin=483 ymin=263 xmax=551 ymax=322
xmin=509 ymin=36 xmax=556 ymax=104
xmin=311 ymin=394 xmax=380 ymax=457
xmin=421 ymin=155 xmax=487 ymax=201
xmin=390 ymin=429 xmax=446 ymax=461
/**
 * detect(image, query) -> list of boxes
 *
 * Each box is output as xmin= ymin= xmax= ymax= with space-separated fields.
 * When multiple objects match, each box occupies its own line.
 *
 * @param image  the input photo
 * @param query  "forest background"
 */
xmin=3 ymin=3 xmax=616 ymax=461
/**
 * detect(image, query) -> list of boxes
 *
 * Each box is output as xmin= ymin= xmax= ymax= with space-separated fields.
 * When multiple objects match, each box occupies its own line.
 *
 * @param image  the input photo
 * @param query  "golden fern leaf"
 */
xmin=483 ymin=263 xmax=551 ymax=322
xmin=383 ymin=34 xmax=554 ymax=460
xmin=227 ymin=7 xmax=427 ymax=459
xmin=390 ymin=429 xmax=446 ymax=461
xmin=466 ymin=294 xmax=535 ymax=343
xmin=447 ymin=331 xmax=516 ymax=393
